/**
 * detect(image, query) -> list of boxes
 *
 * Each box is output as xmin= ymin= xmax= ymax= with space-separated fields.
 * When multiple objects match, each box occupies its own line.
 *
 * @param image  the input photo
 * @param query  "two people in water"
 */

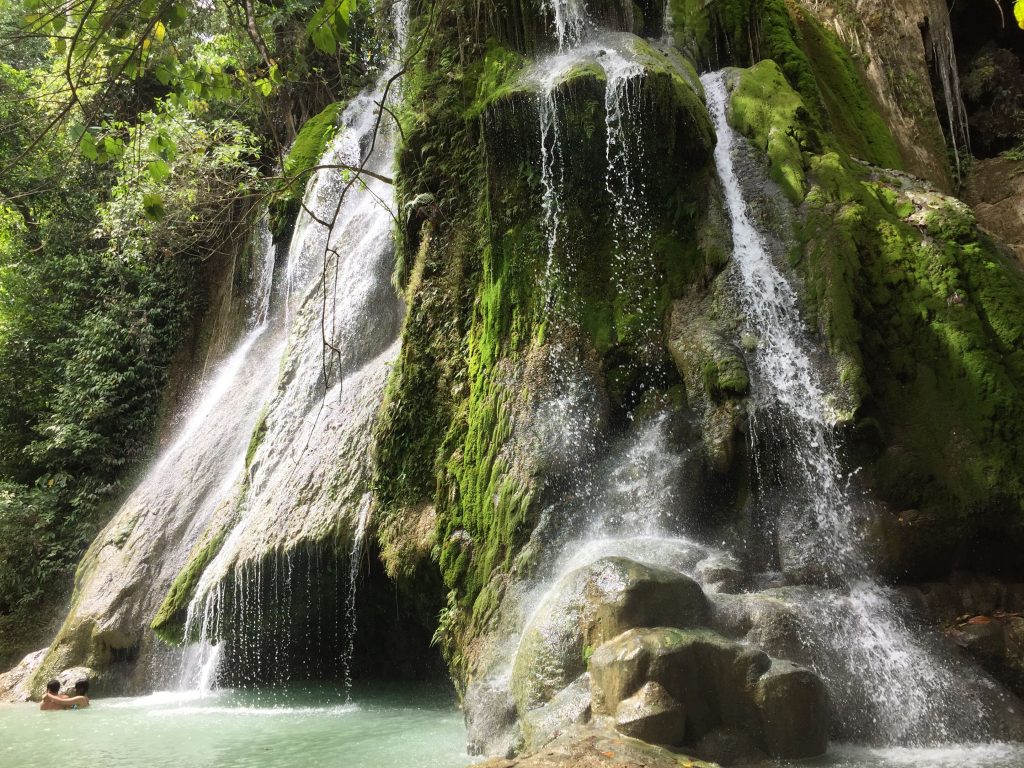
xmin=39 ymin=679 xmax=90 ymax=711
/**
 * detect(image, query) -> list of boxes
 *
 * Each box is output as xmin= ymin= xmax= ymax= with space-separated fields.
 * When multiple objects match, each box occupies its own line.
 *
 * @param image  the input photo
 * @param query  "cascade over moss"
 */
xmin=269 ymin=101 xmax=343 ymax=239
xmin=672 ymin=0 xmax=901 ymax=170
xmin=725 ymin=70 xmax=1024 ymax=574
xmin=373 ymin=11 xmax=719 ymax=683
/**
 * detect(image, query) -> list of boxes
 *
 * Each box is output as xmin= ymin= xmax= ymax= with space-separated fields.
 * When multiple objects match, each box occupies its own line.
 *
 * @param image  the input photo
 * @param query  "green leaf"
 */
xmin=165 ymin=2 xmax=188 ymax=28
xmin=79 ymin=132 xmax=98 ymax=161
xmin=147 ymin=159 xmax=171 ymax=183
xmin=142 ymin=193 xmax=166 ymax=220
xmin=103 ymin=136 xmax=124 ymax=158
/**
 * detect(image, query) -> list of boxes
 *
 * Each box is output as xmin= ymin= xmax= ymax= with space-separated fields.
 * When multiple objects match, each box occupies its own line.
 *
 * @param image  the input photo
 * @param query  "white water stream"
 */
xmin=701 ymin=69 xmax=1018 ymax=744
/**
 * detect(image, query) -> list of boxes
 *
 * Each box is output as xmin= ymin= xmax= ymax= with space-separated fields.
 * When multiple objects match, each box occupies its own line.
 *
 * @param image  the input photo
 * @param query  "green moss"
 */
xmin=788 ymin=138 xmax=1024 ymax=560
xmin=375 ymin=6 xmax=720 ymax=684
xmin=268 ymin=102 xmax=343 ymax=239
xmin=674 ymin=0 xmax=901 ymax=171
xmin=730 ymin=60 xmax=812 ymax=202
xmin=787 ymin=5 xmax=901 ymax=169
xmin=467 ymin=40 xmax=529 ymax=119
xmin=244 ymin=405 xmax=269 ymax=470
xmin=150 ymin=527 xmax=227 ymax=644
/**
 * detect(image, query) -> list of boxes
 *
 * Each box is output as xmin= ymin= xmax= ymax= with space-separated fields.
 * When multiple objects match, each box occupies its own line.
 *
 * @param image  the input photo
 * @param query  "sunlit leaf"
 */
xmin=147 ymin=159 xmax=171 ymax=183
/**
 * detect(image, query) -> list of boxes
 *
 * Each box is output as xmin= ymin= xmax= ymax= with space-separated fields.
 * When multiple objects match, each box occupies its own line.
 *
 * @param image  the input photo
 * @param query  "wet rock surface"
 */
xmin=964 ymin=156 xmax=1024 ymax=266
xmin=521 ymin=673 xmax=593 ymax=752
xmin=589 ymin=626 xmax=829 ymax=759
xmin=612 ymin=681 xmax=686 ymax=744
xmin=511 ymin=557 xmax=709 ymax=713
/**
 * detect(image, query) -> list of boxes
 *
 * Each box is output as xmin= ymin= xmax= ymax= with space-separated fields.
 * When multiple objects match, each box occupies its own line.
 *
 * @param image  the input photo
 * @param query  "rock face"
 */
xmin=612 ymin=681 xmax=685 ymax=744
xmin=964 ymin=156 xmax=1024 ymax=266
xmin=511 ymin=558 xmax=709 ymax=713
xmin=521 ymin=673 xmax=593 ymax=752
xmin=589 ymin=627 xmax=829 ymax=760
xmin=0 ymin=648 xmax=46 ymax=702
xmin=901 ymin=573 xmax=1024 ymax=699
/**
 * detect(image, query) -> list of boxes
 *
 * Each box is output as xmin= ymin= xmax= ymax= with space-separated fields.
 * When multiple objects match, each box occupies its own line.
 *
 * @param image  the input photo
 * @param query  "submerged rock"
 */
xmin=511 ymin=557 xmax=708 ymax=714
xmin=475 ymin=724 xmax=717 ymax=768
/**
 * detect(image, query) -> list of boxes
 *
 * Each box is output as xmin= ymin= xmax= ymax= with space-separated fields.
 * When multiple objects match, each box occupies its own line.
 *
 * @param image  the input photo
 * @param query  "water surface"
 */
xmin=0 ymin=683 xmax=471 ymax=768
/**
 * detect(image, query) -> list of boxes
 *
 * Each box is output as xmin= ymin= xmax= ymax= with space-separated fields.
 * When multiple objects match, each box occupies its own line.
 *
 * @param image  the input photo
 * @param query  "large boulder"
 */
xmin=0 ymin=648 xmax=46 ymax=702
xmin=589 ymin=627 xmax=829 ymax=760
xmin=754 ymin=660 xmax=830 ymax=758
xmin=511 ymin=557 xmax=709 ymax=713
xmin=55 ymin=666 xmax=94 ymax=696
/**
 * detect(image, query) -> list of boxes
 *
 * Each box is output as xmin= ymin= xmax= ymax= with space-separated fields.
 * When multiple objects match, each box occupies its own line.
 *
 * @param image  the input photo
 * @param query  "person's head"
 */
xmin=46 ymin=680 xmax=60 ymax=694
xmin=74 ymin=679 xmax=89 ymax=696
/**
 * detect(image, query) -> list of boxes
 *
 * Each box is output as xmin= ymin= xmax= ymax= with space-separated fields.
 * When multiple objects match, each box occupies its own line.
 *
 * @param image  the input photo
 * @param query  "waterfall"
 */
xmin=700 ymin=69 xmax=1013 ymax=745
xmin=342 ymin=493 xmax=372 ymax=701
xmin=174 ymin=4 xmax=409 ymax=692
xmin=538 ymin=82 xmax=567 ymax=314
xmin=702 ymin=71 xmax=862 ymax=582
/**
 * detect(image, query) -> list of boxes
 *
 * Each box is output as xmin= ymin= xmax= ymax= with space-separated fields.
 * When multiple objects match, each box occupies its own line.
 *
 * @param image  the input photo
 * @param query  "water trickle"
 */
xmin=538 ymin=84 xmax=567 ymax=314
xmin=701 ymin=69 xmax=1012 ymax=744
xmin=342 ymin=493 xmax=372 ymax=702
xmin=601 ymin=48 xmax=658 ymax=366
xmin=542 ymin=0 xmax=589 ymax=51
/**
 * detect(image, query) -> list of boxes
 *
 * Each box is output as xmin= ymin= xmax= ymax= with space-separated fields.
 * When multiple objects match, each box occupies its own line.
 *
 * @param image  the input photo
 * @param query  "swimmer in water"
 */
xmin=39 ymin=679 xmax=90 ymax=710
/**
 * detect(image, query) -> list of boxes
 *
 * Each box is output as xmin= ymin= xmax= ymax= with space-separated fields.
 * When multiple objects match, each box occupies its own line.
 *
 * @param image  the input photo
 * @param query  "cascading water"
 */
xmin=177 ymin=112 xmax=403 ymax=692
xmin=542 ymin=0 xmax=589 ymax=50
xmin=342 ymin=493 xmax=372 ymax=701
xmin=700 ymin=69 xmax=1017 ymax=744
xmin=602 ymin=49 xmax=659 ymax=365
xmin=175 ymin=7 xmax=408 ymax=693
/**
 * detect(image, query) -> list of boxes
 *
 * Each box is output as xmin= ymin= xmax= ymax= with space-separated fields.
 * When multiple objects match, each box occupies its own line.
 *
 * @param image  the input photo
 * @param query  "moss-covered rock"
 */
xmin=150 ymin=524 xmax=229 ymax=645
xmin=671 ymin=0 xmax=901 ymax=174
xmin=373 ymin=21 xmax=718 ymax=687
xmin=770 ymin=103 xmax=1024 ymax=577
xmin=268 ymin=102 xmax=343 ymax=240
xmin=730 ymin=59 xmax=813 ymax=202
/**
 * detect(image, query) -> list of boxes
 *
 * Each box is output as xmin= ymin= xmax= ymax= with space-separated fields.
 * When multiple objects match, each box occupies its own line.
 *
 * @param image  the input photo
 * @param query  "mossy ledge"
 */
xmin=671 ymin=0 xmax=902 ymax=171
xmin=268 ymin=101 xmax=344 ymax=240
xmin=150 ymin=525 xmax=229 ymax=645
